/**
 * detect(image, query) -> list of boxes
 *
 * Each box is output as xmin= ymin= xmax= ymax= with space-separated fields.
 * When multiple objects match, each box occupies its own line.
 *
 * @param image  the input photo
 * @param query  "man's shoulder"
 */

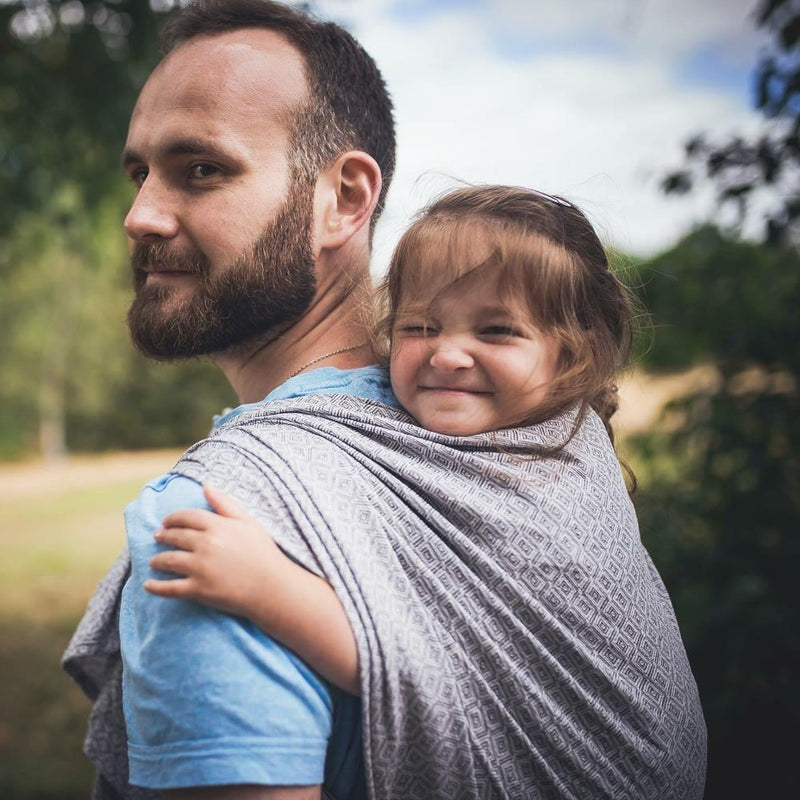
xmin=169 ymin=416 xmax=336 ymax=499
xmin=194 ymin=391 xmax=405 ymax=465
xmin=125 ymin=473 xmax=207 ymax=541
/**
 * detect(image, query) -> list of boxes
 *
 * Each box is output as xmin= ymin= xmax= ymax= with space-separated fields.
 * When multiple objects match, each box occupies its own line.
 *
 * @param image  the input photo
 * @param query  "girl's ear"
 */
xmin=314 ymin=151 xmax=382 ymax=252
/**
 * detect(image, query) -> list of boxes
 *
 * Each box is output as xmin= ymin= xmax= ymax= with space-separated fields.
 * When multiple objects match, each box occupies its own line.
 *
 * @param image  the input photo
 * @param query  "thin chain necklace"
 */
xmin=287 ymin=343 xmax=366 ymax=381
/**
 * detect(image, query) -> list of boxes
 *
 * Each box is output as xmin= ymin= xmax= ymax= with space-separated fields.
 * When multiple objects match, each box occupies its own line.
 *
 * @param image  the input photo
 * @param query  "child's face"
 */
xmin=390 ymin=269 xmax=561 ymax=436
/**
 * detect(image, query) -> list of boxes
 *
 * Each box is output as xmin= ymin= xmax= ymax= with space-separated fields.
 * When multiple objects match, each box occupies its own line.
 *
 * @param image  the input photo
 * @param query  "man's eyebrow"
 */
xmin=120 ymin=138 xmax=233 ymax=170
xmin=120 ymin=148 xmax=143 ymax=170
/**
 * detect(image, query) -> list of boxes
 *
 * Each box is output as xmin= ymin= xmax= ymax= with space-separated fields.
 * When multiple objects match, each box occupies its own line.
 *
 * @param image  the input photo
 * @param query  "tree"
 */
xmin=0 ymin=1 xmax=235 ymax=458
xmin=633 ymin=227 xmax=800 ymax=796
xmin=635 ymin=2 xmax=800 ymax=794
xmin=663 ymin=0 xmax=800 ymax=244
xmin=0 ymin=1 xmax=165 ymax=457
xmin=0 ymin=1 xmax=165 ymax=235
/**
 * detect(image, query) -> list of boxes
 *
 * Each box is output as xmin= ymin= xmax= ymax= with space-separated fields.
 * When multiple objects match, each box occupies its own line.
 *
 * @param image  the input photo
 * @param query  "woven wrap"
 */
xmin=64 ymin=395 xmax=706 ymax=799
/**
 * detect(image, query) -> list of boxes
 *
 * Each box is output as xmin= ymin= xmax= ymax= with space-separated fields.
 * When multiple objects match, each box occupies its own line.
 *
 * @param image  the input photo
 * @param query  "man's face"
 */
xmin=121 ymin=30 xmax=315 ymax=358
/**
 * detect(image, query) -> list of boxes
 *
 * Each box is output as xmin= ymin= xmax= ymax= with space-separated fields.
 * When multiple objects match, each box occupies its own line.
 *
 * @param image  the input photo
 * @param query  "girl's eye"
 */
xmin=396 ymin=323 xmax=442 ymax=338
xmin=482 ymin=326 xmax=521 ymax=338
xmin=399 ymin=325 xmax=431 ymax=336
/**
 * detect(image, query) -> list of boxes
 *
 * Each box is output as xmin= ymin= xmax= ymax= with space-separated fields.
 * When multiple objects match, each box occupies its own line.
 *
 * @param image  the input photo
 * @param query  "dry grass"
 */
xmin=615 ymin=365 xmax=716 ymax=436
xmin=0 ymin=449 xmax=181 ymax=621
xmin=0 ymin=449 xmax=180 ymax=799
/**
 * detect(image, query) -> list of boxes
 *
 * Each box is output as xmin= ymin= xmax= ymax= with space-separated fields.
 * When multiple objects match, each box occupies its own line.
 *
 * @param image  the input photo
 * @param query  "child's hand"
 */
xmin=145 ymin=484 xmax=288 ymax=619
xmin=149 ymin=485 xmax=361 ymax=695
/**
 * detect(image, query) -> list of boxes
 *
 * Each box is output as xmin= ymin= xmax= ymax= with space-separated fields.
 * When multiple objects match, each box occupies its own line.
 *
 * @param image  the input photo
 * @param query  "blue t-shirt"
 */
xmin=120 ymin=366 xmax=396 ymax=792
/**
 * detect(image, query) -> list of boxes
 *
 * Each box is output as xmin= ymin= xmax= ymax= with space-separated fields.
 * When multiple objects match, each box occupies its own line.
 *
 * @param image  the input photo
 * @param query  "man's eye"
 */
xmin=129 ymin=168 xmax=148 ymax=187
xmin=188 ymin=163 xmax=219 ymax=179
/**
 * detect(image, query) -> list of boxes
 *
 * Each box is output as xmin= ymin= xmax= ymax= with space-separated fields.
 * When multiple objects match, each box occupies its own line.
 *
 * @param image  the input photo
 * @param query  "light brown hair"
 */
xmin=376 ymin=185 xmax=636 ymax=463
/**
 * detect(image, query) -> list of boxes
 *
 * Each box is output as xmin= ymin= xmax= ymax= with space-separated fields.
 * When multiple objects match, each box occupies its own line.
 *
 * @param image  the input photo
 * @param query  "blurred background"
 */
xmin=0 ymin=0 xmax=797 ymax=797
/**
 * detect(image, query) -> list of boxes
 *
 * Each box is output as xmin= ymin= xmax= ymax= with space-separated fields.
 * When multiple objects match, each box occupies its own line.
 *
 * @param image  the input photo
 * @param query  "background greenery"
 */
xmin=0 ymin=0 xmax=797 ymax=797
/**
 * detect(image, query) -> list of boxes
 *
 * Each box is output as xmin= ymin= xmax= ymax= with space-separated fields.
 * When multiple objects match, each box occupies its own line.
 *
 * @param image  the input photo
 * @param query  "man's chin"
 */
xmin=126 ymin=326 xmax=203 ymax=361
xmin=127 ymin=291 xmax=204 ymax=359
xmin=127 ymin=297 xmax=271 ymax=360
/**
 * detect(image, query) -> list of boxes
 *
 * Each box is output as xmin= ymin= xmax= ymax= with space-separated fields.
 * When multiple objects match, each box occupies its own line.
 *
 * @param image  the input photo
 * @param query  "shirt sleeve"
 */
xmin=119 ymin=473 xmax=332 ymax=789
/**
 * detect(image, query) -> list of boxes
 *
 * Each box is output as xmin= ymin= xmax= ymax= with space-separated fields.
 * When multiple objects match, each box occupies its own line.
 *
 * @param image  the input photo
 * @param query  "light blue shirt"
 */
xmin=120 ymin=366 xmax=396 ymax=792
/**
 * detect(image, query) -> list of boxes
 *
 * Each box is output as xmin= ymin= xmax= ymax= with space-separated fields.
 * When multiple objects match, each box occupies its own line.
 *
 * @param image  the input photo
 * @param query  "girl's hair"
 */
xmin=375 ymin=184 xmax=636 ymax=467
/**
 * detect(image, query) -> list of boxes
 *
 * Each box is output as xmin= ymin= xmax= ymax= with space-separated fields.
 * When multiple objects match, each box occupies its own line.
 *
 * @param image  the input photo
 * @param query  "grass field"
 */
xmin=0 ymin=450 xmax=180 ymax=800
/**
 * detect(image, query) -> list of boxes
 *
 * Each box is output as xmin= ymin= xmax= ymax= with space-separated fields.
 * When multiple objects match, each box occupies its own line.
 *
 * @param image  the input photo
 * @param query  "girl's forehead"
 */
xmin=396 ymin=265 xmax=531 ymax=323
xmin=396 ymin=259 xmax=495 ymax=308
xmin=395 ymin=223 xmax=494 ymax=302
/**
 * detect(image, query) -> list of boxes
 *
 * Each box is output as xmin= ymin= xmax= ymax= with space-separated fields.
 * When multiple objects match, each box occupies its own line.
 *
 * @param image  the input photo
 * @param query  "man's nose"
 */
xmin=428 ymin=336 xmax=475 ymax=371
xmin=123 ymin=180 xmax=179 ymax=242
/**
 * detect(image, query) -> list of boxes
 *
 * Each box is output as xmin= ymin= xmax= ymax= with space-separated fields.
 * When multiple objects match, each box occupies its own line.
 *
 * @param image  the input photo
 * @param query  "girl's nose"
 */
xmin=428 ymin=338 xmax=475 ymax=371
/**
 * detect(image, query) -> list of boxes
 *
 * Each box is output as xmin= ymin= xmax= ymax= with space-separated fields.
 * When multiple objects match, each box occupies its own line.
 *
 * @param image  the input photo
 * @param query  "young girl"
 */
xmin=145 ymin=184 xmax=635 ymax=697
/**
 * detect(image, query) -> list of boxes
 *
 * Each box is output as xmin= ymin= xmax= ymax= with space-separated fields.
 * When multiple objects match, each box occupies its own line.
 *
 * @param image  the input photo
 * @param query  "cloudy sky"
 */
xmin=313 ymin=0 xmax=766 ymax=271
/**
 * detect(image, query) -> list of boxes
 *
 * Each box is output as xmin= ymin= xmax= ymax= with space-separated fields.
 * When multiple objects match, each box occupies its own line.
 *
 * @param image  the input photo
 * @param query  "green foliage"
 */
xmin=66 ymin=356 xmax=235 ymax=452
xmin=652 ymin=22 xmax=800 ymax=792
xmin=663 ymin=0 xmax=800 ymax=243
xmin=0 ymin=1 xmax=163 ymax=237
xmin=0 ymin=1 xmax=166 ymax=458
xmin=653 ymin=28 xmax=800 ymax=794
xmin=632 ymin=225 xmax=800 ymax=796
xmin=0 ymin=1 xmax=238 ymax=458
xmin=640 ymin=224 xmax=800 ymax=371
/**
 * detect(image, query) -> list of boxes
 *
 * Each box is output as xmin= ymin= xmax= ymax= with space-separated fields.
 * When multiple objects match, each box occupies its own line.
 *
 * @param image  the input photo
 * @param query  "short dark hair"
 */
xmin=160 ymin=0 xmax=396 ymax=224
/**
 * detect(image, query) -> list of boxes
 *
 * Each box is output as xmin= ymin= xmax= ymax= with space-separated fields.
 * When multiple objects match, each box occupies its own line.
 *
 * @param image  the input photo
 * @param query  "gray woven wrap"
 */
xmin=64 ymin=395 xmax=706 ymax=799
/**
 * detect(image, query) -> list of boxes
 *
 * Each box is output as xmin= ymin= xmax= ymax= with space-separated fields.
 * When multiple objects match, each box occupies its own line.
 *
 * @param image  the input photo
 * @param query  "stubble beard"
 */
xmin=127 ymin=181 xmax=317 ymax=360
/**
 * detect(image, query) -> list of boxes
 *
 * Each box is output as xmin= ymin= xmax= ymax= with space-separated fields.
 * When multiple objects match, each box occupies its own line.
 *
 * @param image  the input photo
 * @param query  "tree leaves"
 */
xmin=0 ymin=1 xmax=236 ymax=458
xmin=666 ymin=0 xmax=800 ymax=243
xmin=646 ymin=6 xmax=800 ymax=790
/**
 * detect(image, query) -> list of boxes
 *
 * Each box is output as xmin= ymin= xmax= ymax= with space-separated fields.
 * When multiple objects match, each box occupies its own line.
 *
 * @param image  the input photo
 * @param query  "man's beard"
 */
xmin=127 ymin=181 xmax=316 ymax=359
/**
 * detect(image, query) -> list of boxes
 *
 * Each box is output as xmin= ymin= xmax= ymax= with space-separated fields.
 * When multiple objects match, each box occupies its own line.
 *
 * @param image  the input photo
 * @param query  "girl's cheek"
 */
xmin=388 ymin=347 xmax=405 ymax=389
xmin=389 ymin=342 xmax=420 ymax=397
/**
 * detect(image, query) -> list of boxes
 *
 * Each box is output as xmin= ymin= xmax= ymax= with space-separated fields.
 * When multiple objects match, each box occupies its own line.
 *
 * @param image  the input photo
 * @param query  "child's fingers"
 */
xmin=203 ymin=483 xmax=248 ymax=520
xmin=161 ymin=507 xmax=218 ymax=530
xmin=154 ymin=526 xmax=200 ymax=551
xmin=149 ymin=549 xmax=195 ymax=576
xmin=144 ymin=577 xmax=197 ymax=599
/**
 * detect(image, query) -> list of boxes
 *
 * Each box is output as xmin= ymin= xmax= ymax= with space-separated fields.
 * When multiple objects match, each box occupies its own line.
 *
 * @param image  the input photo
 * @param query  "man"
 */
xmin=67 ymin=1 xmax=395 ymax=797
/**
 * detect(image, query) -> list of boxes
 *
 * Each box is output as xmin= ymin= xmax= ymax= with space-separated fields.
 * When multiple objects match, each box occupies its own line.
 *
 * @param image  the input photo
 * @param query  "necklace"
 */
xmin=287 ymin=343 xmax=366 ymax=380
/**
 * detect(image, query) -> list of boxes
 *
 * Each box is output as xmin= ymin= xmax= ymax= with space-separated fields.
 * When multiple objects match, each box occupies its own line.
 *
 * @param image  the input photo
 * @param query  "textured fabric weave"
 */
xmin=64 ymin=395 xmax=706 ymax=799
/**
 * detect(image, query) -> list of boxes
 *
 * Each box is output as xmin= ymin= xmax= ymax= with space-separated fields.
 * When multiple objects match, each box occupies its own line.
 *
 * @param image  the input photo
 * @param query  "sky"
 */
xmin=312 ymin=0 xmax=767 ymax=272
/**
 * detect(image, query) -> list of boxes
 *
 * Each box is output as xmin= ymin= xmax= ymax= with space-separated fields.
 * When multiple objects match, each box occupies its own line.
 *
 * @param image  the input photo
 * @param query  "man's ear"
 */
xmin=314 ymin=151 xmax=382 ymax=252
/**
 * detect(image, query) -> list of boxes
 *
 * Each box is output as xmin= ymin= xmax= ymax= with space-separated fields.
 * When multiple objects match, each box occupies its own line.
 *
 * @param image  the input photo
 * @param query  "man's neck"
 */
xmin=212 ymin=275 xmax=376 ymax=405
